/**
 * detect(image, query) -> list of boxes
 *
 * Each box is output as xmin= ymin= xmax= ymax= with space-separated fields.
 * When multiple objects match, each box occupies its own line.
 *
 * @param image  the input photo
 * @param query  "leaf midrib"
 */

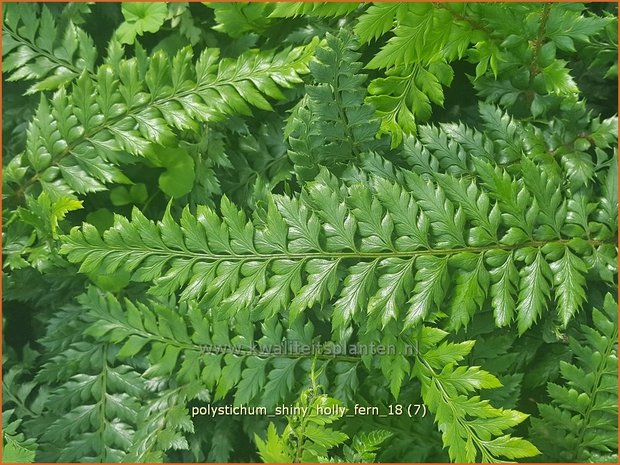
xmin=69 ymin=238 xmax=609 ymax=262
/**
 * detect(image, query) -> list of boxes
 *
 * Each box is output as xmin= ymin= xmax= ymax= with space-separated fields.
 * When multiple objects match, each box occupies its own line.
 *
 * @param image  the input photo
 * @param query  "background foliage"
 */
xmin=2 ymin=2 xmax=618 ymax=463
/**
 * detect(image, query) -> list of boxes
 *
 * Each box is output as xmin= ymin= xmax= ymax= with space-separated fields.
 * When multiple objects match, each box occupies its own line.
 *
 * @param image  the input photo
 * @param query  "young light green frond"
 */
xmin=269 ymin=2 xmax=359 ymax=19
xmin=255 ymin=423 xmax=293 ymax=463
xmin=2 ymin=410 xmax=37 ymax=463
xmin=367 ymin=62 xmax=454 ymax=147
xmin=344 ymin=430 xmax=393 ymax=462
xmin=354 ymin=3 xmax=406 ymax=44
xmin=115 ymin=3 xmax=168 ymax=45
xmin=255 ymin=379 xmax=390 ymax=463
xmin=207 ymin=3 xmax=273 ymax=38
xmin=412 ymin=327 xmax=539 ymax=462
xmin=366 ymin=4 xmax=456 ymax=69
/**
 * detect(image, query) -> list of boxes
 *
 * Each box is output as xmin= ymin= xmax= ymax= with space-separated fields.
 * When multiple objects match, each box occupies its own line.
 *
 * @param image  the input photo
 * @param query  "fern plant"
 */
xmin=255 ymin=364 xmax=392 ymax=463
xmin=2 ymin=3 xmax=96 ymax=95
xmin=285 ymin=31 xmax=385 ymax=180
xmin=3 ymin=2 xmax=618 ymax=463
xmin=530 ymin=293 xmax=618 ymax=462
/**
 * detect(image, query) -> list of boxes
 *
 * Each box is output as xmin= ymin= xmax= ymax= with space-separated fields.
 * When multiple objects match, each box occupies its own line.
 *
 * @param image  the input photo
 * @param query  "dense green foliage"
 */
xmin=2 ymin=2 xmax=618 ymax=463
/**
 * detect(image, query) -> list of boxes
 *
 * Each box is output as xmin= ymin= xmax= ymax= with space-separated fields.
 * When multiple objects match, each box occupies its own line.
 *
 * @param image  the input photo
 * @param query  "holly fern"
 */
xmin=2 ymin=2 xmax=617 ymax=464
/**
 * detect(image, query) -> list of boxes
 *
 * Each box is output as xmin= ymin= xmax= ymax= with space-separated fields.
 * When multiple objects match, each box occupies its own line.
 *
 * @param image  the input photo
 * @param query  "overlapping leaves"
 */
xmin=355 ymin=2 xmax=480 ymax=143
xmin=75 ymin=287 xmax=360 ymax=414
xmin=32 ymin=296 xmax=145 ymax=462
xmin=56 ymin=287 xmax=540 ymax=463
xmin=2 ymin=3 xmax=618 ymax=464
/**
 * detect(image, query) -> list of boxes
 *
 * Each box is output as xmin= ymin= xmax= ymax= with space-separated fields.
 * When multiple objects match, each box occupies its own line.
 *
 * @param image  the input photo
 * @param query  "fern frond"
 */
xmin=255 ymin=388 xmax=350 ymax=462
xmin=343 ymin=430 xmax=393 ymax=462
xmin=255 ymin=377 xmax=392 ymax=463
xmin=366 ymin=4 xmax=461 ymax=70
xmin=412 ymin=326 xmax=540 ymax=462
xmin=401 ymin=105 xmax=618 ymax=231
xmin=2 ymin=410 xmax=37 ymax=463
xmin=269 ymin=2 xmax=359 ymax=19
xmin=32 ymin=295 xmax=145 ymax=462
xmin=351 ymin=3 xmax=476 ymax=143
xmin=402 ymin=103 xmax=526 ymax=176
xmin=356 ymin=2 xmax=475 ymax=143
xmin=530 ymin=293 xmax=618 ymax=461
xmin=367 ymin=62 xmax=454 ymax=147
xmin=354 ymin=3 xmax=408 ymax=44
xmin=30 ymin=288 xmax=210 ymax=462
xmin=2 ymin=3 xmax=96 ymax=94
xmin=3 ymin=3 xmax=618 ymax=463
xmin=79 ymin=287 xmax=360 ymax=410
xmin=596 ymin=153 xmax=618 ymax=239
xmin=126 ymin=382 xmax=206 ymax=462
xmin=14 ymin=40 xmax=316 ymax=198
xmin=61 ymin=164 xmax=616 ymax=334
xmin=287 ymin=31 xmax=384 ymax=180
xmin=206 ymin=3 xmax=273 ymax=38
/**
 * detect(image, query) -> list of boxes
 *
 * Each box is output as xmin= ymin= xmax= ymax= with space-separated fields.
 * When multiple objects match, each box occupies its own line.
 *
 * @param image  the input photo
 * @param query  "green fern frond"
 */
xmin=14 ymin=40 xmax=317 ymax=198
xmin=402 ymin=103 xmax=527 ymax=176
xmin=78 ymin=287 xmax=359 ymax=409
xmin=343 ymin=430 xmax=394 ymax=462
xmin=287 ymin=31 xmax=384 ymax=181
xmin=596 ymin=153 xmax=618 ymax=239
xmin=367 ymin=62 xmax=454 ymax=147
xmin=255 ymin=377 xmax=392 ymax=463
xmin=206 ymin=3 xmax=274 ymax=38
xmin=401 ymin=104 xmax=618 ymax=214
xmin=530 ymin=293 xmax=618 ymax=461
xmin=365 ymin=4 xmax=461 ymax=70
xmin=127 ymin=382 xmax=207 ymax=462
xmin=115 ymin=3 xmax=168 ymax=45
xmin=412 ymin=326 xmax=540 ymax=462
xmin=2 ymin=410 xmax=37 ymax=463
xmin=61 ymin=161 xmax=616 ymax=334
xmin=354 ymin=3 xmax=408 ymax=44
xmin=31 ymin=288 xmax=209 ymax=462
xmin=356 ymin=2 xmax=475 ymax=143
xmin=255 ymin=387 xmax=350 ymax=463
xmin=32 ymin=296 xmax=145 ymax=462
xmin=269 ymin=2 xmax=359 ymax=19
xmin=2 ymin=3 xmax=618 ymax=463
xmin=2 ymin=3 xmax=97 ymax=95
